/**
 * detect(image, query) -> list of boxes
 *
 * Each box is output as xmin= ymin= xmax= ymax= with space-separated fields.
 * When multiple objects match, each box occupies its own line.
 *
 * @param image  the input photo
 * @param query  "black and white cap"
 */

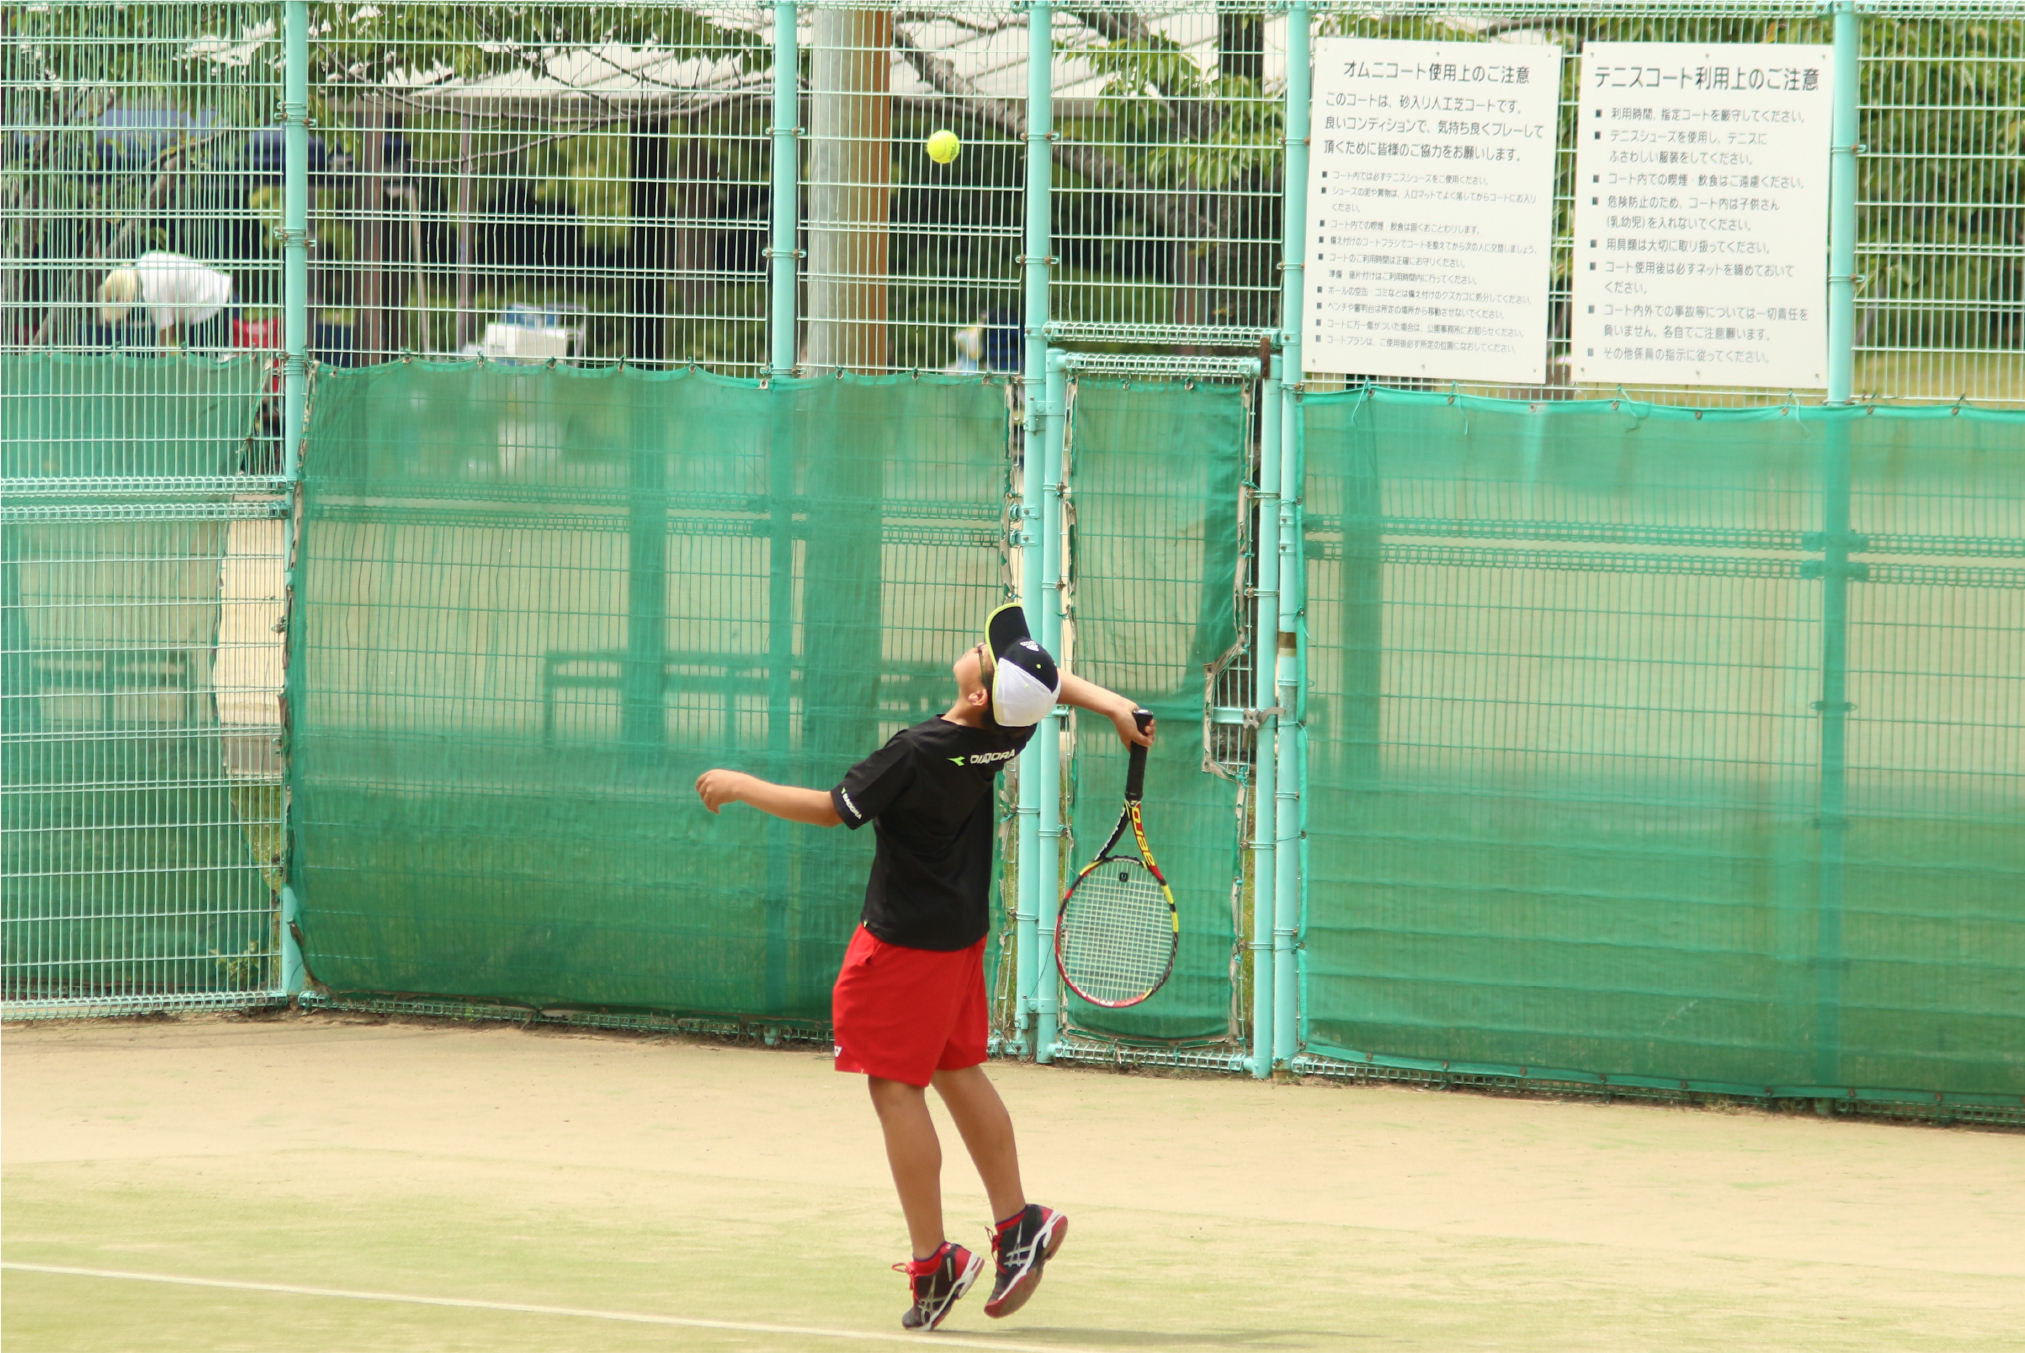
xmin=984 ymin=603 xmax=1061 ymax=728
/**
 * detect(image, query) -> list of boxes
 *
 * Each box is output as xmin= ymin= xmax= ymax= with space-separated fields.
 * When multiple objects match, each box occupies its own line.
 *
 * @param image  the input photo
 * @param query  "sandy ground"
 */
xmin=4 ymin=1013 xmax=2022 ymax=1353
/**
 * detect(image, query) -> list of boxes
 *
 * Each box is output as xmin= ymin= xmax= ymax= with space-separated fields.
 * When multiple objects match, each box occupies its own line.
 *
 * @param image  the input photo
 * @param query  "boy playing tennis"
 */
xmin=695 ymin=603 xmax=1153 ymax=1331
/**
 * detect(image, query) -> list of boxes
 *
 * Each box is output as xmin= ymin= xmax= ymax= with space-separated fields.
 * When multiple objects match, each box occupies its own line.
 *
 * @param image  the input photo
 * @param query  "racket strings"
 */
xmin=1059 ymin=859 xmax=1172 ymax=1005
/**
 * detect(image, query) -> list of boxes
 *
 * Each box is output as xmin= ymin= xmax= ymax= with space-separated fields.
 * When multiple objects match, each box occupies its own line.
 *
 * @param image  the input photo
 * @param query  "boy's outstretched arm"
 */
xmin=696 ymin=770 xmax=843 ymax=826
xmin=1057 ymin=672 xmax=1156 ymax=748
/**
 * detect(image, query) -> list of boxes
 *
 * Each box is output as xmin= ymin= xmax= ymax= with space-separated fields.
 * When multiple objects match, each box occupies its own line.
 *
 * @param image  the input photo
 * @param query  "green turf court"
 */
xmin=4 ymin=1013 xmax=2021 ymax=1352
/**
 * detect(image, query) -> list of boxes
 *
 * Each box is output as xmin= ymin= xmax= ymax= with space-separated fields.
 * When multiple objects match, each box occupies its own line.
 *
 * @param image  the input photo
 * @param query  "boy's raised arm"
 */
xmin=1056 ymin=672 xmax=1155 ymax=748
xmin=696 ymin=770 xmax=843 ymax=827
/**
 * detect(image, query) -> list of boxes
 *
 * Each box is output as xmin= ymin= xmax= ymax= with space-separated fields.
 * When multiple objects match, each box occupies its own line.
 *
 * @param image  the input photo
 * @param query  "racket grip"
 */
xmin=1124 ymin=708 xmax=1153 ymax=802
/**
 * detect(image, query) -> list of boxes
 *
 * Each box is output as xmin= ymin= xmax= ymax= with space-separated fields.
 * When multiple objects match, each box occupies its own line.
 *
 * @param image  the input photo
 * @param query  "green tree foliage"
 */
xmin=306 ymin=2 xmax=762 ymax=88
xmin=1083 ymin=36 xmax=1279 ymax=192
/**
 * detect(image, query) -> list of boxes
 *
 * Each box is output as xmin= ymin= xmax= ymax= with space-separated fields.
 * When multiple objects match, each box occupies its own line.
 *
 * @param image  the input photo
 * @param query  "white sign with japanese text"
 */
xmin=1302 ymin=38 xmax=1563 ymax=384
xmin=1572 ymin=43 xmax=1834 ymax=389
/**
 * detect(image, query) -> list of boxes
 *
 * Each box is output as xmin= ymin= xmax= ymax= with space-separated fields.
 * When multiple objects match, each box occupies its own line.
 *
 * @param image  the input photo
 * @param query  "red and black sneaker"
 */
xmin=983 ymin=1203 xmax=1068 ymax=1319
xmin=894 ymin=1241 xmax=986 ymax=1332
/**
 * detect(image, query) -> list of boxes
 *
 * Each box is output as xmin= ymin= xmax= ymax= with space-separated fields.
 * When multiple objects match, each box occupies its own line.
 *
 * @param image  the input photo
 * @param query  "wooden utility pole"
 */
xmin=805 ymin=7 xmax=892 ymax=371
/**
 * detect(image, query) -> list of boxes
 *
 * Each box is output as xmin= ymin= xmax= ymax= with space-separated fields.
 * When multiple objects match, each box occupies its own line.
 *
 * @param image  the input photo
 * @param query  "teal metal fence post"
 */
xmin=282 ymin=0 xmax=308 ymax=480
xmin=1277 ymin=397 xmax=1308 ymax=1069
xmin=1815 ymin=0 xmax=1861 ymax=1087
xmin=763 ymin=1 xmax=801 ymax=1002
xmin=768 ymin=0 xmax=801 ymax=376
xmin=1035 ymin=347 xmax=1068 ymax=1063
xmin=1271 ymin=0 xmax=1311 ymax=1069
xmin=1290 ymin=401 xmax=1310 ymax=1067
xmin=1248 ymin=366 xmax=1280 ymax=1078
xmin=279 ymin=886 xmax=305 ymax=994
xmin=278 ymin=0 xmax=309 ymax=996
xmin=1013 ymin=0 xmax=1054 ymax=1056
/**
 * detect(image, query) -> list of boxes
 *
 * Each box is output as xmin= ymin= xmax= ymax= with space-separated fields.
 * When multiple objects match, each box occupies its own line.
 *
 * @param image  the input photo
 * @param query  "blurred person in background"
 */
xmin=945 ymin=310 xmax=1023 ymax=376
xmin=98 ymin=251 xmax=234 ymax=350
xmin=946 ymin=324 xmax=983 ymax=374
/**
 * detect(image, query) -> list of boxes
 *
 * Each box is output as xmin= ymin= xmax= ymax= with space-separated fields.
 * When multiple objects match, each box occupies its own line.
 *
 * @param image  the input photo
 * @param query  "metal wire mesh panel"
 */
xmin=1048 ymin=0 xmax=1286 ymax=351
xmin=1299 ymin=389 xmax=2024 ymax=1099
xmin=1856 ymin=16 xmax=2021 ymax=408
xmin=1062 ymin=376 xmax=1247 ymax=1042
xmin=801 ymin=0 xmax=1027 ymax=374
xmin=3 ymin=1 xmax=284 ymax=361
xmin=303 ymin=1 xmax=773 ymax=371
xmin=290 ymin=363 xmax=1009 ymax=1016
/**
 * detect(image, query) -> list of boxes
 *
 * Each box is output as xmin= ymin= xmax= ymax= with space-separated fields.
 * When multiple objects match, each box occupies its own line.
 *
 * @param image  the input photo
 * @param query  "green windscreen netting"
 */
xmin=1064 ymin=378 xmax=1247 ymax=1043
xmin=1300 ymin=391 xmax=2024 ymax=1098
xmin=1 ymin=353 xmax=270 ymax=479
xmin=291 ymin=363 xmax=1010 ymax=1018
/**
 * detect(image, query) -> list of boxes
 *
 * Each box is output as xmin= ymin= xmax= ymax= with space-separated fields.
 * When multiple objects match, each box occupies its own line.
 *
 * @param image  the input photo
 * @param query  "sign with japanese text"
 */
xmin=1302 ymin=38 xmax=1564 ymax=384
xmin=1572 ymin=43 xmax=1835 ymax=389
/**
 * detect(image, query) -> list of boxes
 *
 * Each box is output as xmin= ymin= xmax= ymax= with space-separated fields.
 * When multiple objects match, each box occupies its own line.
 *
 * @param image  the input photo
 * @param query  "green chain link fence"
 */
xmin=5 ymin=2 xmax=2019 ymax=1116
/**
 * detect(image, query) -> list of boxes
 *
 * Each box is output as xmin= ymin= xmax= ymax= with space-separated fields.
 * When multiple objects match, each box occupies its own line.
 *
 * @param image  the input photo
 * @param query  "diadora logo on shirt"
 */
xmin=948 ymin=749 xmax=1019 ymax=768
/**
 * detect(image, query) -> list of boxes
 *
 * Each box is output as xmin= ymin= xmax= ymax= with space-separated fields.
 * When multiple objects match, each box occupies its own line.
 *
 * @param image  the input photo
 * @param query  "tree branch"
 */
xmin=1061 ymin=5 xmax=1157 ymax=46
xmin=1059 ymin=7 xmax=1219 ymax=143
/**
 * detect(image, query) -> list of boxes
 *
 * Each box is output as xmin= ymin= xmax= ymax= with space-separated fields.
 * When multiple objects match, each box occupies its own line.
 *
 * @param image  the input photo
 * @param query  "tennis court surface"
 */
xmin=4 ymin=1013 xmax=2020 ymax=1352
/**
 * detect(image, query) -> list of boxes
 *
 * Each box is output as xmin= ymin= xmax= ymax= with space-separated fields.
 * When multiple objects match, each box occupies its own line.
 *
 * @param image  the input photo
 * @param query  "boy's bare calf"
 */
xmin=868 ymin=1068 xmax=1026 ymax=1259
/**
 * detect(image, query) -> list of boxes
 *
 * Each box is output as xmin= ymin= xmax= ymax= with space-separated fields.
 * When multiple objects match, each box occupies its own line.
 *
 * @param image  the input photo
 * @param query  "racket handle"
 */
xmin=1125 ymin=708 xmax=1153 ymax=802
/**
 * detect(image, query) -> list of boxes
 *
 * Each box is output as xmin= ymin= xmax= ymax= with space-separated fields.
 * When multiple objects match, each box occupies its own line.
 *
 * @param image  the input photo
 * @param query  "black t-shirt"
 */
xmin=830 ymin=717 xmax=1035 ymax=951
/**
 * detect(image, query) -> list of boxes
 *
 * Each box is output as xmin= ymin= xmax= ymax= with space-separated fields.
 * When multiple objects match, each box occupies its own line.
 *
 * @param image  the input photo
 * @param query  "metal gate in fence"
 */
xmin=3 ymin=360 xmax=291 ymax=1015
xmin=1032 ymin=354 xmax=1265 ymax=1067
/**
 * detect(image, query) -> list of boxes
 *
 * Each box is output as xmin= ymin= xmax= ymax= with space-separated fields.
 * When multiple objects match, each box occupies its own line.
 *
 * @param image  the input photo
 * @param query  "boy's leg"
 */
xmin=930 ymin=1064 xmax=1025 ymax=1223
xmin=866 ymin=1076 xmax=945 ymax=1258
xmin=934 ymin=1064 xmax=1065 ymax=1320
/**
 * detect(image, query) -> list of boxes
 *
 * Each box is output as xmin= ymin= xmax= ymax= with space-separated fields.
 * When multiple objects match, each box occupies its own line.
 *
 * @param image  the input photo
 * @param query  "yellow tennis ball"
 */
xmin=925 ymin=129 xmax=961 ymax=165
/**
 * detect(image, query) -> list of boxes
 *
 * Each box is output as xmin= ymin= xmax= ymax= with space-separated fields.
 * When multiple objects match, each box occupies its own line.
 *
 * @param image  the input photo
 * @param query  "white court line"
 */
xmin=0 ymin=1262 xmax=1105 ymax=1352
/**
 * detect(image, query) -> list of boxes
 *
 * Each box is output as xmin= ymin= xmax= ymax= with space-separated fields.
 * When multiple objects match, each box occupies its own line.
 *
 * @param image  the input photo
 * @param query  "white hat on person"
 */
xmin=983 ymin=603 xmax=1062 ymax=729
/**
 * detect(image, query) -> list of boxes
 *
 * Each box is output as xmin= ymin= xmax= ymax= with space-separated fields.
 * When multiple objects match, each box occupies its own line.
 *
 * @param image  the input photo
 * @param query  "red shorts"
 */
xmin=832 ymin=924 xmax=989 ymax=1088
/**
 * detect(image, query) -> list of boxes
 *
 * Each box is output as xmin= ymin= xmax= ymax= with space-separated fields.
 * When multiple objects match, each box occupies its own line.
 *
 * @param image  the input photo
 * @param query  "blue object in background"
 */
xmin=94 ymin=108 xmax=219 ymax=170
xmin=983 ymin=308 xmax=1021 ymax=373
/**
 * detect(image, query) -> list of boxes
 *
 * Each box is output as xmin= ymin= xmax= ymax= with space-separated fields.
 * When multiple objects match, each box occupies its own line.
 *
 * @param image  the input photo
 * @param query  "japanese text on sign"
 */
xmin=1572 ymin=43 xmax=1834 ymax=389
xmin=1303 ymin=38 xmax=1563 ymax=384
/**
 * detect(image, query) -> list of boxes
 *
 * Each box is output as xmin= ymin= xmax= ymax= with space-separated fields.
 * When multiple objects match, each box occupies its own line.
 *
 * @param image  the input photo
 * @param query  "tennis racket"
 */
xmin=1055 ymin=709 xmax=1178 ymax=1008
